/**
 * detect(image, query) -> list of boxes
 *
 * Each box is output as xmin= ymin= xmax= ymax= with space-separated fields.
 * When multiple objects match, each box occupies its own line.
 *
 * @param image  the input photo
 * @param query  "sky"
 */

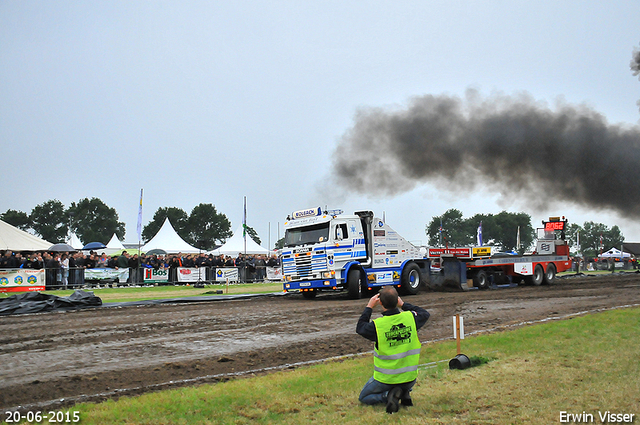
xmin=1 ymin=1 xmax=639 ymax=248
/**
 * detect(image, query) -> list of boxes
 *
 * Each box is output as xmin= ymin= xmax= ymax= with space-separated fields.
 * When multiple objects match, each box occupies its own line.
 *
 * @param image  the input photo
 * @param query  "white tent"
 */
xmin=211 ymin=225 xmax=270 ymax=256
xmin=0 ymin=220 xmax=52 ymax=252
xmin=141 ymin=218 xmax=201 ymax=254
xmin=103 ymin=233 xmax=126 ymax=255
xmin=599 ymin=247 xmax=631 ymax=259
xmin=66 ymin=232 xmax=83 ymax=250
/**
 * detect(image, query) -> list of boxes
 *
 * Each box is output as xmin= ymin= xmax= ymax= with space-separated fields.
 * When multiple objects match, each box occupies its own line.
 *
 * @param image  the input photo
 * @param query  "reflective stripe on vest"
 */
xmin=373 ymin=310 xmax=421 ymax=384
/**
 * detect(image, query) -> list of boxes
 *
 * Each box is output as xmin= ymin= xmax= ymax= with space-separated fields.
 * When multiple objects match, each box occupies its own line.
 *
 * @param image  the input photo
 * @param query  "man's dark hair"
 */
xmin=379 ymin=286 xmax=398 ymax=309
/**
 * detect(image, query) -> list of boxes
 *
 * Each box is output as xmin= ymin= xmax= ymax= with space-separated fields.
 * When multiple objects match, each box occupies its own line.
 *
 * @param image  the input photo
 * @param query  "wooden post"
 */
xmin=226 ymin=278 xmax=229 ymax=294
xmin=455 ymin=314 xmax=461 ymax=355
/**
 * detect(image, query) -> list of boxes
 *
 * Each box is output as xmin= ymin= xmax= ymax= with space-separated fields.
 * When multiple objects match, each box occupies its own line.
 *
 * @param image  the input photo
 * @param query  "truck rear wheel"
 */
xmin=347 ymin=268 xmax=363 ymax=299
xmin=473 ymin=270 xmax=490 ymax=290
xmin=400 ymin=263 xmax=422 ymax=295
xmin=543 ymin=264 xmax=556 ymax=285
xmin=525 ymin=264 xmax=544 ymax=286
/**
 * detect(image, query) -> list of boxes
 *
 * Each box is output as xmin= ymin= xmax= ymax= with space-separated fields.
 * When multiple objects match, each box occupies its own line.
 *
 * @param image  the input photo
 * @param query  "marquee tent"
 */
xmin=598 ymin=247 xmax=631 ymax=259
xmin=66 ymin=232 xmax=83 ymax=250
xmin=103 ymin=233 xmax=127 ymax=255
xmin=0 ymin=220 xmax=52 ymax=252
xmin=210 ymin=225 xmax=270 ymax=256
xmin=141 ymin=218 xmax=200 ymax=254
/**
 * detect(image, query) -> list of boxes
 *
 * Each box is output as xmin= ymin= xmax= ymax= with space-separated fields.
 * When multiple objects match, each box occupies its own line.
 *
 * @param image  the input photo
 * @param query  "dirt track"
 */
xmin=2 ymin=273 xmax=640 ymax=413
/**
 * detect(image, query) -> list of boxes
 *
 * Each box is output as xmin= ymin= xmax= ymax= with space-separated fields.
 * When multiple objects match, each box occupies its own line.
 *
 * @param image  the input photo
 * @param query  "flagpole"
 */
xmin=137 ymin=188 xmax=143 ymax=256
xmin=243 ymin=196 xmax=247 ymax=256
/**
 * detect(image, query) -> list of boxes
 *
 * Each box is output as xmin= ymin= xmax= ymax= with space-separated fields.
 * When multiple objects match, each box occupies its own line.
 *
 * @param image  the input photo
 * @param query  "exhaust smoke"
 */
xmin=330 ymin=89 xmax=640 ymax=218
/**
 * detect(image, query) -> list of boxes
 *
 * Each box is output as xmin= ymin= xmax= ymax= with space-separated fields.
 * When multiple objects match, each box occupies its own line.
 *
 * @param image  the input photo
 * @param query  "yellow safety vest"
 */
xmin=373 ymin=310 xmax=421 ymax=384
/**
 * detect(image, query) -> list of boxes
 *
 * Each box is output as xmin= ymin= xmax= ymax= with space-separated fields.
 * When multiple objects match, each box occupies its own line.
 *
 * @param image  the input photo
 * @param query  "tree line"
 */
xmin=1 ymin=201 xmax=627 ymax=256
xmin=426 ymin=209 xmax=625 ymax=258
xmin=0 ymin=198 xmax=256 ymax=251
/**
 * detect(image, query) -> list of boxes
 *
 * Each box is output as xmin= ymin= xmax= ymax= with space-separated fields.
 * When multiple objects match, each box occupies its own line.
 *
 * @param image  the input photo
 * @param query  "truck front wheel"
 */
xmin=347 ymin=268 xmax=363 ymax=299
xmin=400 ymin=263 xmax=422 ymax=295
xmin=302 ymin=290 xmax=317 ymax=299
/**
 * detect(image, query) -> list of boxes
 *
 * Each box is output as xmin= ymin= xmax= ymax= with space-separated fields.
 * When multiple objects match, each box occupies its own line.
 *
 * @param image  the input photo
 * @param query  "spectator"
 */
xmin=255 ymin=254 xmax=267 ymax=281
xmin=60 ymin=253 xmax=69 ymax=289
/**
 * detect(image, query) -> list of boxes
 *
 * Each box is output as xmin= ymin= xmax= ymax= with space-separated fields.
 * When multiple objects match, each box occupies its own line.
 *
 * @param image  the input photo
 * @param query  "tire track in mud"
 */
xmin=1 ymin=274 xmax=639 ymax=412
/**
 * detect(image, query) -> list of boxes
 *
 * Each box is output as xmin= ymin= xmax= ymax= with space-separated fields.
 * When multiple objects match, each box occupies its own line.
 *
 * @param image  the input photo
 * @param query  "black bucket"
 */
xmin=449 ymin=353 xmax=471 ymax=370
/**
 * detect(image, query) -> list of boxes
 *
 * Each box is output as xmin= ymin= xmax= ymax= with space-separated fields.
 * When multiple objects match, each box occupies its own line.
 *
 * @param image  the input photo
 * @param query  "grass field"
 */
xmin=33 ymin=306 xmax=640 ymax=424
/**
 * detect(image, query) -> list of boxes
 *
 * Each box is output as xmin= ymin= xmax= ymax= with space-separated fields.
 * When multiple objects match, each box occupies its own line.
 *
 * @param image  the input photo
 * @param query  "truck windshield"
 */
xmin=284 ymin=223 xmax=330 ymax=247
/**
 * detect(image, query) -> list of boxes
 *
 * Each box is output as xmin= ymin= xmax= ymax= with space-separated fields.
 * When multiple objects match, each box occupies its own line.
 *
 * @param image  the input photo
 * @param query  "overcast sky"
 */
xmin=1 ymin=1 xmax=639 ymax=247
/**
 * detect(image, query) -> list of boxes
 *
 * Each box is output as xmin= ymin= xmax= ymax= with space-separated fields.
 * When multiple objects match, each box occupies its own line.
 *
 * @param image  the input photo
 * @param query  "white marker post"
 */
xmin=453 ymin=314 xmax=465 ymax=355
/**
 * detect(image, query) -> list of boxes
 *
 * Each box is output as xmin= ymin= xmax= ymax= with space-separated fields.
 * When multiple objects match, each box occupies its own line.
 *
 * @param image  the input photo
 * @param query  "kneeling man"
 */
xmin=356 ymin=286 xmax=430 ymax=413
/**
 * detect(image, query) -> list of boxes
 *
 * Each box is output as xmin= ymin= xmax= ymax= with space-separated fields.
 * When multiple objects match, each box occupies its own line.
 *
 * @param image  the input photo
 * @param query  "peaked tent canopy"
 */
xmin=0 ymin=220 xmax=53 ymax=252
xmin=66 ymin=232 xmax=83 ymax=250
xmin=210 ymin=225 xmax=270 ymax=256
xmin=141 ymin=218 xmax=200 ymax=254
xmin=598 ymin=247 xmax=631 ymax=259
xmin=103 ymin=233 xmax=126 ymax=255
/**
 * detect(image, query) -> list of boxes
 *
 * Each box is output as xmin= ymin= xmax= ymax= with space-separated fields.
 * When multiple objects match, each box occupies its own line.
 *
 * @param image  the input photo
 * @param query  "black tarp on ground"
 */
xmin=0 ymin=291 xmax=289 ymax=316
xmin=0 ymin=290 xmax=102 ymax=316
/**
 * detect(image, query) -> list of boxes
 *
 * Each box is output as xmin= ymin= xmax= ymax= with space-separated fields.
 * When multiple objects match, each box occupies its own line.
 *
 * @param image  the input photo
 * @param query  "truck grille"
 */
xmin=295 ymin=256 xmax=312 ymax=277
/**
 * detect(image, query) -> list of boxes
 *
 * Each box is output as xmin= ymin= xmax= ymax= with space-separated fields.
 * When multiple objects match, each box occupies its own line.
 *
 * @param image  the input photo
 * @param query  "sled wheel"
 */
xmin=474 ymin=270 xmax=490 ymax=289
xmin=543 ymin=264 xmax=556 ymax=285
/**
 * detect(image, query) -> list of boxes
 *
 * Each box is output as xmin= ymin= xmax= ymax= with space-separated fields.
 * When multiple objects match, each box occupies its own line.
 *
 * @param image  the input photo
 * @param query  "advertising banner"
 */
xmin=215 ymin=267 xmax=239 ymax=282
xmin=266 ymin=266 xmax=282 ymax=281
xmin=0 ymin=269 xmax=46 ymax=293
xmin=143 ymin=268 xmax=169 ymax=284
xmin=177 ymin=267 xmax=205 ymax=283
xmin=85 ymin=268 xmax=129 ymax=283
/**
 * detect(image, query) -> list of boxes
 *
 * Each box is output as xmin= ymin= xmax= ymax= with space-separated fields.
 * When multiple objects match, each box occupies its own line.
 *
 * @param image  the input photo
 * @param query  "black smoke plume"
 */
xmin=632 ymin=43 xmax=640 ymax=114
xmin=330 ymin=89 xmax=640 ymax=218
xmin=631 ymin=43 xmax=640 ymax=78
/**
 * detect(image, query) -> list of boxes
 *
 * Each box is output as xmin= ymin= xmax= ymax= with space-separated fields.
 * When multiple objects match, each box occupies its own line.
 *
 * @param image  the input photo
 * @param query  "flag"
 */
xmin=477 ymin=221 xmax=483 ymax=246
xmin=136 ymin=189 xmax=143 ymax=243
xmin=576 ymin=231 xmax=580 ymax=249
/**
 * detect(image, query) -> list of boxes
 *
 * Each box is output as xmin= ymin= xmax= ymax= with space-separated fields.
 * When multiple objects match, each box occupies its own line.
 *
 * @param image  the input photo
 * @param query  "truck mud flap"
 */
xmin=427 ymin=258 xmax=470 ymax=291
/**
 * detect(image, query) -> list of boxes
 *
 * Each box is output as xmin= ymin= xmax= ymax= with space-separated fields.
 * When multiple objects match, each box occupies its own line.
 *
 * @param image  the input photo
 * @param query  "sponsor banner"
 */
xmin=144 ymin=268 xmax=169 ymax=284
xmin=428 ymin=248 xmax=472 ymax=258
xmin=0 ymin=269 xmax=46 ymax=293
xmin=514 ymin=263 xmax=533 ymax=276
xmin=536 ymin=241 xmax=554 ymax=255
xmin=215 ymin=267 xmax=239 ymax=282
xmin=177 ymin=267 xmax=206 ymax=283
xmin=85 ymin=268 xmax=129 ymax=283
xmin=473 ymin=247 xmax=492 ymax=257
xmin=266 ymin=266 xmax=282 ymax=281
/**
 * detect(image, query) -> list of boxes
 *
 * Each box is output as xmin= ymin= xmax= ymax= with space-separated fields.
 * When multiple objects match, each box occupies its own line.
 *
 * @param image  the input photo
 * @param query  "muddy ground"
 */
xmin=2 ymin=273 xmax=640 ymax=414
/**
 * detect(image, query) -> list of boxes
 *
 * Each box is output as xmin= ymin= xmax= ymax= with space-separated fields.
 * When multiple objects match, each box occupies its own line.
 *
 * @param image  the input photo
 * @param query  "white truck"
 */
xmin=280 ymin=208 xmax=429 ymax=299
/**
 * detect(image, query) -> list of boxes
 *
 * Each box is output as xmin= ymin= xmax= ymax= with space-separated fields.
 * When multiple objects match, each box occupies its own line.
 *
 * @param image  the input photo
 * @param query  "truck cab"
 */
xmin=281 ymin=208 xmax=427 ymax=299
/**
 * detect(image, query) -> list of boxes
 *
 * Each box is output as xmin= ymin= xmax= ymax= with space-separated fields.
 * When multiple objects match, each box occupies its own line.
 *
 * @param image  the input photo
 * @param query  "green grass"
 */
xmin=41 ymin=307 xmax=640 ymax=424
xmin=0 ymin=282 xmax=284 ymax=303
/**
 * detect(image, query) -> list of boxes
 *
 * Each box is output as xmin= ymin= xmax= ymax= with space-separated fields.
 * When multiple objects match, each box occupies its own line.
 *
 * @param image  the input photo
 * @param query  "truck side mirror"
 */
xmin=336 ymin=227 xmax=343 ymax=241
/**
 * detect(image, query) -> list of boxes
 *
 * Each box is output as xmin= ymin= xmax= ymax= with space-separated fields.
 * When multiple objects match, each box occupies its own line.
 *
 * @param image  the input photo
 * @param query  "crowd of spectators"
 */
xmin=0 ymin=249 xmax=281 ymax=288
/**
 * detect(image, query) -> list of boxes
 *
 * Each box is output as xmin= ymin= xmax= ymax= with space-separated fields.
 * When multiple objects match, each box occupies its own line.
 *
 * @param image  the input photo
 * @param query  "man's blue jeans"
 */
xmin=358 ymin=377 xmax=416 ymax=405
